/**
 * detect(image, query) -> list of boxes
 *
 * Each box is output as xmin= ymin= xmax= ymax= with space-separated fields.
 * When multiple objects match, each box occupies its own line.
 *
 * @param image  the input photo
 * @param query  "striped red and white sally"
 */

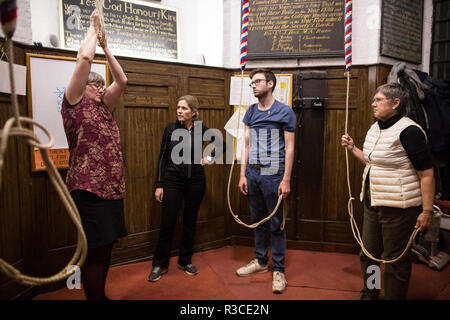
xmin=240 ymin=0 xmax=249 ymax=71
xmin=0 ymin=0 xmax=17 ymax=39
xmin=344 ymin=0 xmax=352 ymax=72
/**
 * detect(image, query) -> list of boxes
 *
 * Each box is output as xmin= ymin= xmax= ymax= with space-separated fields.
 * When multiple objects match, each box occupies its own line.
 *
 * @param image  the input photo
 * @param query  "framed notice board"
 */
xmin=26 ymin=53 xmax=109 ymax=171
xmin=59 ymin=0 xmax=180 ymax=61
xmin=247 ymin=0 xmax=345 ymax=59
xmin=380 ymin=0 xmax=423 ymax=64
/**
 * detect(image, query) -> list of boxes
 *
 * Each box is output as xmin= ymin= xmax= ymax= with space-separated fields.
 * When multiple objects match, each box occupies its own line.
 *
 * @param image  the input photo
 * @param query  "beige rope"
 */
xmin=227 ymin=161 xmax=285 ymax=229
xmin=344 ymin=71 xmax=419 ymax=264
xmin=0 ymin=38 xmax=87 ymax=286
xmin=226 ymin=70 xmax=286 ymax=230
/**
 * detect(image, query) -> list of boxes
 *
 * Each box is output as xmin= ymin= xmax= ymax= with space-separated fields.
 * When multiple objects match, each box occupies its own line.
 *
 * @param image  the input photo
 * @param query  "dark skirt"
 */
xmin=71 ymin=190 xmax=128 ymax=249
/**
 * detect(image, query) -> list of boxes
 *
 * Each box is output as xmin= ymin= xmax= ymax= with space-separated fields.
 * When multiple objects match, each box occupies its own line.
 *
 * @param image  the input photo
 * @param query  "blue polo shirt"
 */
xmin=242 ymin=100 xmax=296 ymax=170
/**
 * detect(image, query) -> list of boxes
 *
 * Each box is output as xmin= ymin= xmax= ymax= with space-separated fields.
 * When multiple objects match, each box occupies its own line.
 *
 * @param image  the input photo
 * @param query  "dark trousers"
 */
xmin=246 ymin=166 xmax=286 ymax=273
xmin=153 ymin=175 xmax=206 ymax=268
xmin=361 ymin=187 xmax=419 ymax=300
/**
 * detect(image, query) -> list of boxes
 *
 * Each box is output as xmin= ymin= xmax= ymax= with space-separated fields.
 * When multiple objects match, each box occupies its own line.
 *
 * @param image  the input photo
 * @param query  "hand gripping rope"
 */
xmin=226 ymin=0 xmax=286 ymax=230
xmin=96 ymin=0 xmax=106 ymax=46
xmin=0 ymin=0 xmax=87 ymax=285
xmin=343 ymin=0 xmax=423 ymax=264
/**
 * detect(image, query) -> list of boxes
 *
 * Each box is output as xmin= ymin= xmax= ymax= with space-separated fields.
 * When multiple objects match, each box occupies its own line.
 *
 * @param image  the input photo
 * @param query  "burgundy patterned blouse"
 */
xmin=61 ymin=94 xmax=125 ymax=199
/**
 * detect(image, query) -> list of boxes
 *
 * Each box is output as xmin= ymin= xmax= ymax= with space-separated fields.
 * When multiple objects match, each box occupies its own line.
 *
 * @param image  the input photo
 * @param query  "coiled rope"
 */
xmin=0 ymin=1 xmax=87 ymax=285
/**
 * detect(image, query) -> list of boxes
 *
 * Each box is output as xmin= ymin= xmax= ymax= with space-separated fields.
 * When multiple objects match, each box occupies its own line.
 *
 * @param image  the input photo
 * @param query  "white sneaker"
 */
xmin=236 ymin=259 xmax=269 ymax=277
xmin=272 ymin=271 xmax=287 ymax=294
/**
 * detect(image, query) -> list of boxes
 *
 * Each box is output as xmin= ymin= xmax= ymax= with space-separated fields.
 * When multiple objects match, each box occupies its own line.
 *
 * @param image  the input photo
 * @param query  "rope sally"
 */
xmin=226 ymin=0 xmax=286 ymax=230
xmin=96 ymin=0 xmax=106 ymax=46
xmin=0 ymin=0 xmax=87 ymax=285
xmin=343 ymin=0 xmax=419 ymax=264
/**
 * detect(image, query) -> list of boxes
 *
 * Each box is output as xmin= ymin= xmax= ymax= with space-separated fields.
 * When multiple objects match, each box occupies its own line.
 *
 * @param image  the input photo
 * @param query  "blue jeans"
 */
xmin=246 ymin=166 xmax=286 ymax=273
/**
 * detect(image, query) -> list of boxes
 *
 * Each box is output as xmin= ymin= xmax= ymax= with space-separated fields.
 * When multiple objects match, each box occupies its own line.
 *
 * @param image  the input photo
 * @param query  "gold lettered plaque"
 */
xmin=380 ymin=0 xmax=423 ymax=64
xmin=247 ymin=0 xmax=345 ymax=59
xmin=59 ymin=0 xmax=180 ymax=60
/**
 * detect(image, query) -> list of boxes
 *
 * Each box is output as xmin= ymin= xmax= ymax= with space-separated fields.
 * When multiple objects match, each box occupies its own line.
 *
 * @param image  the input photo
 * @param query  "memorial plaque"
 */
xmin=247 ymin=0 xmax=345 ymax=59
xmin=59 ymin=0 xmax=179 ymax=60
xmin=380 ymin=0 xmax=423 ymax=64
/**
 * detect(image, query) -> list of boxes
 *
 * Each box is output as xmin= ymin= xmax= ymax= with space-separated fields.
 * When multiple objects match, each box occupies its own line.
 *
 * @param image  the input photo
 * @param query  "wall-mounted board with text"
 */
xmin=380 ymin=0 xmax=423 ymax=64
xmin=248 ymin=0 xmax=345 ymax=59
xmin=59 ymin=0 xmax=180 ymax=61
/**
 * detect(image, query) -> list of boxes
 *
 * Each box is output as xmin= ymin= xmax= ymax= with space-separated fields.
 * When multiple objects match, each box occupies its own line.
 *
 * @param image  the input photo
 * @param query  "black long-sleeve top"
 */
xmin=155 ymin=121 xmax=223 ymax=188
xmin=378 ymin=114 xmax=433 ymax=171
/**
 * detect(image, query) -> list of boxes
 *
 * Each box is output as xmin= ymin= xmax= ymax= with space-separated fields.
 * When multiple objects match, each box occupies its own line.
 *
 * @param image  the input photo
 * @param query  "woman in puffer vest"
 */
xmin=341 ymin=83 xmax=435 ymax=300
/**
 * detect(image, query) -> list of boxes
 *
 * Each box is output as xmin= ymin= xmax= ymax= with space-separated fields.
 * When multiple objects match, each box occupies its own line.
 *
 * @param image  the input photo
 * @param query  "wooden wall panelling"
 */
xmin=187 ymin=67 xmax=230 ymax=250
xmin=1 ymin=45 xmax=61 ymax=298
xmin=0 ymin=41 xmax=388 ymax=299
xmin=110 ymin=62 xmax=234 ymax=264
xmin=287 ymin=72 xmax=303 ymax=242
xmin=221 ymin=70 xmax=234 ymax=240
xmin=111 ymin=58 xmax=179 ymax=264
xmin=319 ymin=67 xmax=369 ymax=248
xmin=229 ymin=67 xmax=371 ymax=252
xmin=228 ymin=165 xmax=253 ymax=242
xmin=46 ymin=171 xmax=78 ymax=250
xmin=227 ymin=153 xmax=253 ymax=243
xmin=0 ymin=90 xmax=27 ymax=298
xmin=228 ymin=68 xmax=299 ymax=243
xmin=295 ymin=71 xmax=327 ymax=244
xmin=376 ymin=64 xmax=392 ymax=88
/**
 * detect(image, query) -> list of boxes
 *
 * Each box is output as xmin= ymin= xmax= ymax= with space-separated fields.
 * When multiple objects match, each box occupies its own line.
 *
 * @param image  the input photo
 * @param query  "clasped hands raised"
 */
xmin=90 ymin=9 xmax=107 ymax=49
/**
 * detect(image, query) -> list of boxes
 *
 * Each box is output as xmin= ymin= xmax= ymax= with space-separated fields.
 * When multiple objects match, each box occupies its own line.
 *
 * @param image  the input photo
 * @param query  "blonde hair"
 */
xmin=179 ymin=95 xmax=200 ymax=119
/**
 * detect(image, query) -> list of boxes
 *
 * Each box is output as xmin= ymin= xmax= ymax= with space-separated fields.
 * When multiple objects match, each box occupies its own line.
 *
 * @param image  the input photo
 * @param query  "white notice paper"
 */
xmin=0 ymin=61 xmax=27 ymax=95
xmin=229 ymin=76 xmax=258 ymax=106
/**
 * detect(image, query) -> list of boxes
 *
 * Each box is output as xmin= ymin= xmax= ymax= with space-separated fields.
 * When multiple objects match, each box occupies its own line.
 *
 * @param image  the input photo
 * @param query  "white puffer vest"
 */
xmin=360 ymin=117 xmax=425 ymax=208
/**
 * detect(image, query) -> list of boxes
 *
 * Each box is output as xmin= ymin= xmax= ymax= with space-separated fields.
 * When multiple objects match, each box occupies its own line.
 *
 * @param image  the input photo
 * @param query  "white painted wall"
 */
xmin=29 ymin=0 xmax=59 ymax=47
xmin=3 ymin=0 xmax=433 ymax=72
xmin=0 ymin=0 xmax=32 ymax=45
xmin=162 ymin=0 xmax=223 ymax=66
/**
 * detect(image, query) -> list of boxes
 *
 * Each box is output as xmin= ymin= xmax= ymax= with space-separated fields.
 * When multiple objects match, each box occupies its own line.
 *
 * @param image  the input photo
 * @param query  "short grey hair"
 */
xmin=87 ymin=72 xmax=105 ymax=86
xmin=375 ymin=83 xmax=408 ymax=115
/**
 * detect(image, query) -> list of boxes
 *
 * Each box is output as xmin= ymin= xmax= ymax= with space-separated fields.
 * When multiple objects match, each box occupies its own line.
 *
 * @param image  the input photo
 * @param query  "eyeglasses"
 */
xmin=372 ymin=97 xmax=388 ymax=104
xmin=87 ymin=83 xmax=105 ymax=91
xmin=249 ymin=79 xmax=267 ymax=87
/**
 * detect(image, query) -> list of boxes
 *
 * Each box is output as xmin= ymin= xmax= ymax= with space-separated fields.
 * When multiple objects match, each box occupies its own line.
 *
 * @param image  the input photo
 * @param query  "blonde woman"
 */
xmin=149 ymin=95 xmax=212 ymax=282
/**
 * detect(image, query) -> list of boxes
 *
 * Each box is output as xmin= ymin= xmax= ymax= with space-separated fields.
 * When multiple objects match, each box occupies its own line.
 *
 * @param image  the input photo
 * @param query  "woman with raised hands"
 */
xmin=61 ymin=9 xmax=128 ymax=300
